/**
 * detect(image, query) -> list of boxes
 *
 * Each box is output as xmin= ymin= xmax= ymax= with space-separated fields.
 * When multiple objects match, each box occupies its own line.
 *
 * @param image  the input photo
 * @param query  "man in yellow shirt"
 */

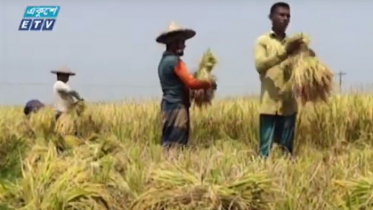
xmin=253 ymin=2 xmax=304 ymax=157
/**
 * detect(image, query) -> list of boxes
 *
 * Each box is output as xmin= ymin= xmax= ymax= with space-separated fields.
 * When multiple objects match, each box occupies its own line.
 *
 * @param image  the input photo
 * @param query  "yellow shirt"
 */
xmin=253 ymin=31 xmax=297 ymax=116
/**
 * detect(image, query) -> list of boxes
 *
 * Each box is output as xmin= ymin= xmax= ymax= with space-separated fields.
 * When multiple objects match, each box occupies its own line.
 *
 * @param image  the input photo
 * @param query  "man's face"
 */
xmin=57 ymin=74 xmax=69 ymax=83
xmin=270 ymin=6 xmax=290 ymax=31
xmin=169 ymin=39 xmax=186 ymax=56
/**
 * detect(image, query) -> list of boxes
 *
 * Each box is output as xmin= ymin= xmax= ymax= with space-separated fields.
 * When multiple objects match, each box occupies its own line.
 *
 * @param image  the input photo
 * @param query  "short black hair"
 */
xmin=270 ymin=2 xmax=290 ymax=15
xmin=23 ymin=99 xmax=44 ymax=116
xmin=24 ymin=106 xmax=31 ymax=116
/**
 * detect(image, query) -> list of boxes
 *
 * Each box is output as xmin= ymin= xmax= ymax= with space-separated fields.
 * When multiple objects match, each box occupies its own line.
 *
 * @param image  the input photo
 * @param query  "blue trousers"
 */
xmin=259 ymin=114 xmax=296 ymax=157
xmin=161 ymin=100 xmax=190 ymax=149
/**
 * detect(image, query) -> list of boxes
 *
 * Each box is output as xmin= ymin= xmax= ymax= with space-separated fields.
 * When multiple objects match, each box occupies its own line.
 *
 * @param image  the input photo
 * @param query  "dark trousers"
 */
xmin=259 ymin=113 xmax=296 ymax=157
xmin=161 ymin=100 xmax=190 ymax=149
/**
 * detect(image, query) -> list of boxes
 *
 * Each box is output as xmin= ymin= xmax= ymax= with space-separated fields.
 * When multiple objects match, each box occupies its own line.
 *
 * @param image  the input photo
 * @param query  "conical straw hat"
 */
xmin=156 ymin=21 xmax=196 ymax=44
xmin=51 ymin=65 xmax=76 ymax=76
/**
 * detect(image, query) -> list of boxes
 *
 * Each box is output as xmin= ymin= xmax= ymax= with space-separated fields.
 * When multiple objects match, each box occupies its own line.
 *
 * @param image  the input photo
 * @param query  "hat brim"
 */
xmin=156 ymin=29 xmax=196 ymax=44
xmin=51 ymin=70 xmax=76 ymax=76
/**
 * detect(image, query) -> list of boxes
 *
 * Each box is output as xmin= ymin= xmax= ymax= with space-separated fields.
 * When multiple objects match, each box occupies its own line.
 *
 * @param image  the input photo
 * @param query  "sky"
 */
xmin=1 ymin=0 xmax=373 ymax=105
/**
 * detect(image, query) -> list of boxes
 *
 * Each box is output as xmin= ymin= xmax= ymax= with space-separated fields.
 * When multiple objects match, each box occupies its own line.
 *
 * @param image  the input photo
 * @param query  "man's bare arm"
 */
xmin=58 ymin=89 xmax=83 ymax=100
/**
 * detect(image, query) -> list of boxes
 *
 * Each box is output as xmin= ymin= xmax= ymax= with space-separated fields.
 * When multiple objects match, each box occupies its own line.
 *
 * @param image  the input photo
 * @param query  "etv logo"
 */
xmin=18 ymin=6 xmax=60 ymax=31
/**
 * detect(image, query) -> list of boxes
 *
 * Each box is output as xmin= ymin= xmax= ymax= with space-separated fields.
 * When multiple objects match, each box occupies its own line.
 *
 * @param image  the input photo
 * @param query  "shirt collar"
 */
xmin=269 ymin=30 xmax=287 ymax=42
xmin=162 ymin=50 xmax=177 ymax=57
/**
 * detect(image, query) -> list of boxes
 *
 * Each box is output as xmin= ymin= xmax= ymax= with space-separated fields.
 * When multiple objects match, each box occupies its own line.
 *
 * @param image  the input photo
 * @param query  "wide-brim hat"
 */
xmin=51 ymin=65 xmax=76 ymax=76
xmin=156 ymin=21 xmax=196 ymax=44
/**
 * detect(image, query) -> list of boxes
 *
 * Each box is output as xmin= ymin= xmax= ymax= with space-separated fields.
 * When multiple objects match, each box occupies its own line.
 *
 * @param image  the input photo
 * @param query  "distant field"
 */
xmin=1 ymin=94 xmax=373 ymax=210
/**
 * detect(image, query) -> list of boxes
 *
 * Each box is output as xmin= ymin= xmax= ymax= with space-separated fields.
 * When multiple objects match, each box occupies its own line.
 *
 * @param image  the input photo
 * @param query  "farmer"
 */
xmin=23 ymin=99 xmax=45 ymax=116
xmin=51 ymin=66 xmax=84 ymax=121
xmin=253 ymin=2 xmax=316 ymax=157
xmin=156 ymin=22 xmax=217 ymax=149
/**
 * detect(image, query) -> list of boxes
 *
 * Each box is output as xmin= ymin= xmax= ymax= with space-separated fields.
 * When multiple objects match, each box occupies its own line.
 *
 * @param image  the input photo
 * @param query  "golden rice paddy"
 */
xmin=1 ymin=94 xmax=373 ymax=209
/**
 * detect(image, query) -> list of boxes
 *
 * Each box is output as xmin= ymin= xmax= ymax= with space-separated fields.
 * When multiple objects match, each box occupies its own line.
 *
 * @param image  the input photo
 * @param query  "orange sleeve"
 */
xmin=174 ymin=59 xmax=211 ymax=89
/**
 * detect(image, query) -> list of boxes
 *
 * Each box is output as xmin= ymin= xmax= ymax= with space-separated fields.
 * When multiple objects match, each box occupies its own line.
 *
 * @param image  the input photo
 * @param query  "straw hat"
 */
xmin=156 ymin=21 xmax=196 ymax=44
xmin=50 ymin=65 xmax=76 ymax=76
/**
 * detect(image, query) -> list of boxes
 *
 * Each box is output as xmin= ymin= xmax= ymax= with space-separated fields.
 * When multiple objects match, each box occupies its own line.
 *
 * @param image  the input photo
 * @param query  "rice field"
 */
xmin=1 ymin=94 xmax=373 ymax=210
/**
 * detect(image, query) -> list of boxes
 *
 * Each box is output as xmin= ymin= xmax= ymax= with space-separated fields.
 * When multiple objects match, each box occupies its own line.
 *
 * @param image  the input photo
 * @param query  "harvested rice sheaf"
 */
xmin=75 ymin=100 xmax=86 ymax=116
xmin=130 ymin=163 xmax=272 ymax=210
xmin=282 ymin=33 xmax=334 ymax=105
xmin=191 ymin=49 xmax=218 ymax=108
xmin=0 ymin=144 xmax=130 ymax=210
xmin=54 ymin=113 xmax=77 ymax=135
xmin=334 ymin=177 xmax=373 ymax=209
xmin=54 ymin=100 xmax=87 ymax=136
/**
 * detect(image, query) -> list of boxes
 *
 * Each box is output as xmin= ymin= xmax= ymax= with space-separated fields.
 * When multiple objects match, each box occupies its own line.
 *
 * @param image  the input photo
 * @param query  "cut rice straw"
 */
xmin=191 ymin=49 xmax=218 ymax=108
xmin=281 ymin=33 xmax=334 ymax=105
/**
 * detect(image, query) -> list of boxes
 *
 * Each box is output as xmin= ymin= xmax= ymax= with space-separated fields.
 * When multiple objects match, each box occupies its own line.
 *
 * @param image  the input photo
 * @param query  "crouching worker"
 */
xmin=51 ymin=66 xmax=84 ymax=121
xmin=156 ymin=22 xmax=217 ymax=149
xmin=23 ymin=99 xmax=45 ymax=116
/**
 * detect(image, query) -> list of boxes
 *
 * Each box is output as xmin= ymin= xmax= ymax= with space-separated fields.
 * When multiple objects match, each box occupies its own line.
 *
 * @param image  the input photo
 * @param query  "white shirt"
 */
xmin=53 ymin=81 xmax=75 ymax=113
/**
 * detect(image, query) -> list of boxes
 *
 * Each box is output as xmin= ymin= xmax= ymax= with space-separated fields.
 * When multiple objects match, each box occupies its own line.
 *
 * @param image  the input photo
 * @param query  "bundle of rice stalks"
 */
xmin=333 ymin=176 xmax=373 ymax=209
xmin=74 ymin=100 xmax=86 ymax=116
xmin=54 ymin=100 xmax=88 ymax=136
xmin=191 ymin=49 xmax=218 ymax=108
xmin=54 ymin=112 xmax=77 ymax=135
xmin=0 ymin=144 xmax=128 ymax=210
xmin=93 ymin=135 xmax=124 ymax=159
xmin=61 ymin=134 xmax=85 ymax=149
xmin=282 ymin=33 xmax=334 ymax=105
xmin=24 ymin=143 xmax=50 ymax=167
xmin=130 ymin=162 xmax=272 ymax=210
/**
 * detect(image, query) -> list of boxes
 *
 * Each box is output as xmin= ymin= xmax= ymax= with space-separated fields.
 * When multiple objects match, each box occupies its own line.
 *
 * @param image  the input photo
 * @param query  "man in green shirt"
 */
xmin=156 ymin=22 xmax=215 ymax=149
xmin=253 ymin=2 xmax=304 ymax=157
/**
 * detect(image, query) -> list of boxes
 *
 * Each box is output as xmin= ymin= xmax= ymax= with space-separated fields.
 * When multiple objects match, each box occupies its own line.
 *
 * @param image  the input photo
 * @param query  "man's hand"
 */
xmin=211 ymin=81 xmax=217 ymax=90
xmin=286 ymin=39 xmax=302 ymax=55
xmin=309 ymin=49 xmax=316 ymax=57
xmin=74 ymin=98 xmax=84 ymax=106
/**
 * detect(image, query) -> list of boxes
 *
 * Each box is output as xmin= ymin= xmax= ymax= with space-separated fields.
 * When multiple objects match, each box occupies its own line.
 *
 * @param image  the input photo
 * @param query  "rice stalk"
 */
xmin=282 ymin=33 xmax=334 ymax=105
xmin=130 ymin=162 xmax=272 ymax=210
xmin=191 ymin=49 xmax=218 ymax=108
xmin=0 ymin=143 xmax=128 ymax=210
xmin=2 ymin=95 xmax=373 ymax=209
xmin=334 ymin=176 xmax=373 ymax=209
xmin=54 ymin=101 xmax=88 ymax=136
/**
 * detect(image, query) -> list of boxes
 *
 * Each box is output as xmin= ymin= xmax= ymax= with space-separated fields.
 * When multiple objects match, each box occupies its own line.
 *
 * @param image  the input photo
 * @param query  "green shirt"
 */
xmin=158 ymin=51 xmax=190 ymax=107
xmin=253 ymin=31 xmax=297 ymax=116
